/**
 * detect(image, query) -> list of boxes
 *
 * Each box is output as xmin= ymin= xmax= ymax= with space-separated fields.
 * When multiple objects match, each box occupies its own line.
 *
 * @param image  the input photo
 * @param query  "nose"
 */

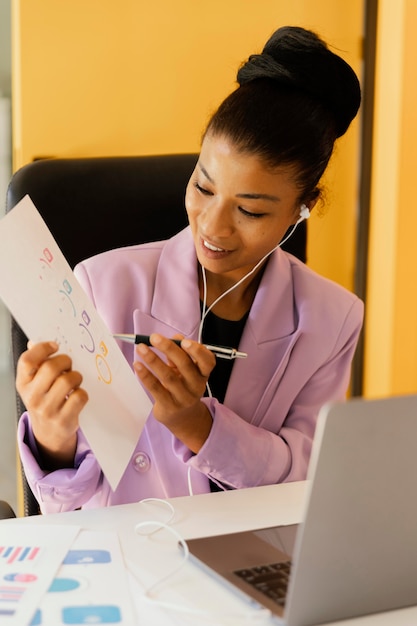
xmin=199 ymin=198 xmax=234 ymax=239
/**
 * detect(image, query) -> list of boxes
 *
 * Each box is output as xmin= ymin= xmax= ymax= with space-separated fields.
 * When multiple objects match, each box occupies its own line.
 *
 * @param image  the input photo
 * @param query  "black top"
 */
xmin=200 ymin=306 xmax=249 ymax=492
xmin=201 ymin=307 xmax=249 ymax=403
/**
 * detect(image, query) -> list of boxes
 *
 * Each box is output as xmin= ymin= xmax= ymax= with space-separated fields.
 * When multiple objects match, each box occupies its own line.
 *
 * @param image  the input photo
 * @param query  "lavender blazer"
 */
xmin=18 ymin=227 xmax=363 ymax=513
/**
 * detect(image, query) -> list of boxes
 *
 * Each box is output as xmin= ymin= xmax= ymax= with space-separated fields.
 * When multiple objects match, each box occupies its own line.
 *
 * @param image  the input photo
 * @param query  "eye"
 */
xmin=193 ymin=181 xmax=212 ymax=196
xmin=238 ymin=207 xmax=266 ymax=219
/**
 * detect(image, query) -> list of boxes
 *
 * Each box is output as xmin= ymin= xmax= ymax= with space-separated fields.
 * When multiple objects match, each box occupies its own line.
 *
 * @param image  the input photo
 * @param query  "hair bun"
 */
xmin=237 ymin=26 xmax=361 ymax=137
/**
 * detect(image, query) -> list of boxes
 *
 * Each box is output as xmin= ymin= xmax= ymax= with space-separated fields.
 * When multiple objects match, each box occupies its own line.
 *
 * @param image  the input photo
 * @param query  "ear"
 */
xmin=297 ymin=197 xmax=318 ymax=221
xmin=295 ymin=201 xmax=315 ymax=225
xmin=291 ymin=197 xmax=317 ymax=225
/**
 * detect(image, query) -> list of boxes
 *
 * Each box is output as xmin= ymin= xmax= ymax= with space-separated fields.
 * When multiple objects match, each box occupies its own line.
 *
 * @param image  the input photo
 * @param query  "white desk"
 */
xmin=2 ymin=481 xmax=417 ymax=625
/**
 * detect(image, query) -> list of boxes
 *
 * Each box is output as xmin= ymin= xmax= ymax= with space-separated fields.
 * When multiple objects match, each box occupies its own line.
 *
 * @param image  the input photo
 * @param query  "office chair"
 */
xmin=0 ymin=499 xmax=16 ymax=519
xmin=6 ymin=154 xmax=307 ymax=516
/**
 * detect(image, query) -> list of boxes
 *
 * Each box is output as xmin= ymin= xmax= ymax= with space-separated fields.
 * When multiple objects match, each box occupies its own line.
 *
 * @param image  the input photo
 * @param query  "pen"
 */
xmin=113 ymin=334 xmax=247 ymax=360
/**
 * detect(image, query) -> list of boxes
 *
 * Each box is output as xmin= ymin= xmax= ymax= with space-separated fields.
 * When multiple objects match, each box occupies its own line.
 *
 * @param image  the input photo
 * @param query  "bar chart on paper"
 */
xmin=0 ymin=525 xmax=80 ymax=625
xmin=0 ymin=546 xmax=41 ymax=565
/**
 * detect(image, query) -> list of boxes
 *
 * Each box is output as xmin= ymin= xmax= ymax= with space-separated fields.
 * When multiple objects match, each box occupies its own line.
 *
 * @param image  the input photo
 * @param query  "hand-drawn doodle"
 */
xmin=38 ymin=252 xmax=113 ymax=385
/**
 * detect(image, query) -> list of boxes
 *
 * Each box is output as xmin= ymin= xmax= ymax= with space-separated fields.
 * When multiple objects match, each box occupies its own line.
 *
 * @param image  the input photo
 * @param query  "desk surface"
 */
xmin=3 ymin=481 xmax=417 ymax=625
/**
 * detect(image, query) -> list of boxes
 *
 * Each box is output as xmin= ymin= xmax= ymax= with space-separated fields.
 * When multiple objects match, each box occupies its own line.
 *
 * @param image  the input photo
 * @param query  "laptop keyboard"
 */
xmin=233 ymin=561 xmax=292 ymax=607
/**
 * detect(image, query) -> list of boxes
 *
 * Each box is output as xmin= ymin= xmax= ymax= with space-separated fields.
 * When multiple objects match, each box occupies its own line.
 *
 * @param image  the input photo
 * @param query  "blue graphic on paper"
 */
xmin=48 ymin=577 xmax=81 ymax=592
xmin=29 ymin=609 xmax=41 ymax=625
xmin=63 ymin=550 xmax=111 ymax=565
xmin=62 ymin=604 xmax=121 ymax=623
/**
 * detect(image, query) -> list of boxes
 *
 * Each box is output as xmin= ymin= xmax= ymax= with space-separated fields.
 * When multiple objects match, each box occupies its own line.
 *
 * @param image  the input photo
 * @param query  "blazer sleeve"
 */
xmin=17 ymin=413 xmax=103 ymax=513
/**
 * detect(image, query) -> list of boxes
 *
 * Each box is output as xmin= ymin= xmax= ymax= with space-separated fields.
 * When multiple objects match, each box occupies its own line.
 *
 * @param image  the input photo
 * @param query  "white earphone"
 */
xmin=297 ymin=203 xmax=310 ymax=224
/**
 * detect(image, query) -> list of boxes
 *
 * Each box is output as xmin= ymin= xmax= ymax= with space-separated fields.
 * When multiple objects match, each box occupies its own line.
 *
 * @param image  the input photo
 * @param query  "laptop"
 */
xmin=186 ymin=394 xmax=417 ymax=625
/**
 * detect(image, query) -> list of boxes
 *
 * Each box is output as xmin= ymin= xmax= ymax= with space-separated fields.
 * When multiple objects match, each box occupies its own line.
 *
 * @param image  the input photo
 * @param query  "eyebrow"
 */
xmin=198 ymin=162 xmax=282 ymax=203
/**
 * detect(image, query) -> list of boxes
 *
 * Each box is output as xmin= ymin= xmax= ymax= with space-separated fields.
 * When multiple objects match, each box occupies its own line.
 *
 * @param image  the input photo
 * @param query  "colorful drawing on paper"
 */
xmin=38 ymin=247 xmax=113 ymax=385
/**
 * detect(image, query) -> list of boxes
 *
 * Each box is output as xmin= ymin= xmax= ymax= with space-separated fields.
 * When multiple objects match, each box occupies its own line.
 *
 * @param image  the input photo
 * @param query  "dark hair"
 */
xmin=205 ymin=26 xmax=361 ymax=203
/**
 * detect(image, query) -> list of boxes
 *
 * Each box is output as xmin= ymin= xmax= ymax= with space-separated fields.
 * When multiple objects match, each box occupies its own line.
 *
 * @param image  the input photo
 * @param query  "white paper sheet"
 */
xmin=0 ymin=195 xmax=152 ymax=490
xmin=32 ymin=530 xmax=137 ymax=625
xmin=0 ymin=524 xmax=80 ymax=626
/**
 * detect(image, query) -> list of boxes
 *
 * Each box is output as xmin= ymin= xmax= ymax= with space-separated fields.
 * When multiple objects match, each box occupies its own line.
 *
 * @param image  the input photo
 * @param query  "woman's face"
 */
xmin=185 ymin=134 xmax=302 ymax=285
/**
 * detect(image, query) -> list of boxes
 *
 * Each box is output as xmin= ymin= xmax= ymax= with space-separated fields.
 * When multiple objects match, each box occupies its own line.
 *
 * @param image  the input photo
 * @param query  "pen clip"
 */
xmin=207 ymin=346 xmax=247 ymax=360
xmin=113 ymin=334 xmax=248 ymax=359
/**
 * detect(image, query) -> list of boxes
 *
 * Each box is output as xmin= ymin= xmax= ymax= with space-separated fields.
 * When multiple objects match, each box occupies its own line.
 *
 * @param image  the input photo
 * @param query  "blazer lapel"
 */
xmin=133 ymin=227 xmax=202 ymax=338
xmin=224 ymin=251 xmax=300 ymax=423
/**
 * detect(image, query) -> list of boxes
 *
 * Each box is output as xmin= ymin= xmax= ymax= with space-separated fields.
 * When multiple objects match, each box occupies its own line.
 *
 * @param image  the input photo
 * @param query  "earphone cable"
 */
xmin=198 ymin=220 xmax=300 ymax=343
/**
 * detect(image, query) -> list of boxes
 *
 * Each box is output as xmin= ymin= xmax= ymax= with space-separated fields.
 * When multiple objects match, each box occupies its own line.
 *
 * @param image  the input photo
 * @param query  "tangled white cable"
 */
xmin=134 ymin=520 xmax=190 ymax=598
xmin=131 ymin=499 xmax=272 ymax=622
xmin=135 ymin=497 xmax=176 ymax=532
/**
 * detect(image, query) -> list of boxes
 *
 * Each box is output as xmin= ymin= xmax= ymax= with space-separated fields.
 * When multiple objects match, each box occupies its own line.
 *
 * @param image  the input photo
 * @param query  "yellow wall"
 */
xmin=12 ymin=0 xmax=363 ymax=292
xmin=363 ymin=0 xmax=417 ymax=397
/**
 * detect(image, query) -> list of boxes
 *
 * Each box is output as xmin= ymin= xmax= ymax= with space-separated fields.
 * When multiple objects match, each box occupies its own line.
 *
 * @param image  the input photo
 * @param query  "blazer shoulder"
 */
xmin=76 ymin=226 xmax=192 ymax=275
xmin=288 ymin=253 xmax=361 ymax=302
xmin=80 ymin=239 xmax=165 ymax=268
xmin=285 ymin=253 xmax=364 ymax=333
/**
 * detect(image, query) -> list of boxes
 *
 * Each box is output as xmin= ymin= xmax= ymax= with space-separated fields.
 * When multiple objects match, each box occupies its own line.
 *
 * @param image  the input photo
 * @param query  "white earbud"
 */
xmin=297 ymin=203 xmax=310 ymax=224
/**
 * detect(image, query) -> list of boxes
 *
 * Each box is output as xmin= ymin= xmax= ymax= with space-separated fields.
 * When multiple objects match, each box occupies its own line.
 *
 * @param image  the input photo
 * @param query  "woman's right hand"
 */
xmin=16 ymin=341 xmax=89 ymax=470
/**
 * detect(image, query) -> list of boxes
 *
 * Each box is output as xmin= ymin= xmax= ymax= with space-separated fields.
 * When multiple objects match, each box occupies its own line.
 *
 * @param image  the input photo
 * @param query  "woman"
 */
xmin=16 ymin=26 xmax=363 ymax=513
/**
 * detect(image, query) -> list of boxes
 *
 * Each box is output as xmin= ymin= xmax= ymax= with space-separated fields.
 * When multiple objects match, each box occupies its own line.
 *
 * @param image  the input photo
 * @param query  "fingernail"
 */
xmin=150 ymin=333 xmax=162 ymax=346
xmin=137 ymin=343 xmax=149 ymax=355
xmin=181 ymin=339 xmax=192 ymax=349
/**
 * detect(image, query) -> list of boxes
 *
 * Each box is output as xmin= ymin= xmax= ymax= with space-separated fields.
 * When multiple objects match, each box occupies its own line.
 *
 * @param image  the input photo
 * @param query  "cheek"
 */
xmin=247 ymin=225 xmax=289 ymax=256
xmin=184 ymin=185 xmax=198 ymax=220
xmin=237 ymin=226 xmax=270 ymax=255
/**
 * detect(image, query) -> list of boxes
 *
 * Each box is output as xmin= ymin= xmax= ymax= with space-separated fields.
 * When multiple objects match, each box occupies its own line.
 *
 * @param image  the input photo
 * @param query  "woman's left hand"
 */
xmin=133 ymin=333 xmax=216 ymax=452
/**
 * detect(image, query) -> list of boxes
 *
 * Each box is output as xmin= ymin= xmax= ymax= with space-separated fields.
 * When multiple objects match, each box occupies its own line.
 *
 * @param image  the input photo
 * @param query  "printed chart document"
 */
xmin=33 ymin=530 xmax=137 ymax=625
xmin=0 ymin=195 xmax=152 ymax=490
xmin=0 ymin=524 xmax=79 ymax=625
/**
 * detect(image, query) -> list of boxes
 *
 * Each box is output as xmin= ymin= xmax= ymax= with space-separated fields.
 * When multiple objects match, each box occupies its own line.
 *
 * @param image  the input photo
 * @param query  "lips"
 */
xmin=203 ymin=239 xmax=226 ymax=252
xmin=199 ymin=236 xmax=231 ymax=260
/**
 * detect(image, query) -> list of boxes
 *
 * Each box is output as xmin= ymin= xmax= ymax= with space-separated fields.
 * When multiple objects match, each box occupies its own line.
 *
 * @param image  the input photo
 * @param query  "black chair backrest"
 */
xmin=6 ymin=154 xmax=307 ymax=515
xmin=7 ymin=155 xmax=195 ymax=267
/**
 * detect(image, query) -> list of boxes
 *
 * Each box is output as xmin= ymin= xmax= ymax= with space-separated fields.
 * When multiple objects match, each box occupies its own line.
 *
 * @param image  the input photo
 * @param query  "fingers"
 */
xmin=17 ymin=341 xmax=60 ymax=385
xmin=44 ymin=370 xmax=88 ymax=415
xmin=133 ymin=334 xmax=215 ymax=449
xmin=179 ymin=338 xmax=216 ymax=379
xmin=16 ymin=340 xmax=88 ymax=419
xmin=15 ymin=341 xmax=88 ymax=468
xmin=16 ymin=342 xmax=72 ymax=393
xmin=139 ymin=333 xmax=214 ymax=380
xmin=152 ymin=333 xmax=215 ymax=378
xmin=133 ymin=333 xmax=215 ymax=402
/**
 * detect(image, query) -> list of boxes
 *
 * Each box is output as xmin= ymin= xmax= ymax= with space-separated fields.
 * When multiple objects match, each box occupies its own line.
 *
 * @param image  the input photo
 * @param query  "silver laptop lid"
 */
xmin=285 ymin=394 xmax=417 ymax=626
